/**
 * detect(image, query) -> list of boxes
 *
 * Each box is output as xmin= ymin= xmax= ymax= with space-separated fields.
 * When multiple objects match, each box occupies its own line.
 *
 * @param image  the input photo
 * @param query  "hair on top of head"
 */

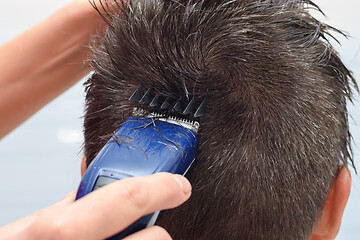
xmin=84 ymin=0 xmax=357 ymax=239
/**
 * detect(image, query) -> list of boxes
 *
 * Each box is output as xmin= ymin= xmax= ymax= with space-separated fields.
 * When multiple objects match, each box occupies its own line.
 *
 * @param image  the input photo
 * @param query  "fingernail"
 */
xmin=174 ymin=175 xmax=192 ymax=194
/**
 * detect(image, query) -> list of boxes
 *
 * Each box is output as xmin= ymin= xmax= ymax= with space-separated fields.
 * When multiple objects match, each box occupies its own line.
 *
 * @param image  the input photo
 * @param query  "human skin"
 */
xmin=0 ymin=172 xmax=192 ymax=239
xmin=0 ymin=0 xmax=104 ymax=139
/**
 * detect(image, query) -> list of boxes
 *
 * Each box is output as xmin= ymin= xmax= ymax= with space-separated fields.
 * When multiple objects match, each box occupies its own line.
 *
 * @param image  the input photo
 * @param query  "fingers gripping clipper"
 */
xmin=76 ymin=85 xmax=206 ymax=239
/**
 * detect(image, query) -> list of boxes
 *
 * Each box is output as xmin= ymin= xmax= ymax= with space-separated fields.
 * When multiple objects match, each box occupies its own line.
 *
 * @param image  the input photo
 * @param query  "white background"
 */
xmin=0 ymin=1 xmax=359 ymax=239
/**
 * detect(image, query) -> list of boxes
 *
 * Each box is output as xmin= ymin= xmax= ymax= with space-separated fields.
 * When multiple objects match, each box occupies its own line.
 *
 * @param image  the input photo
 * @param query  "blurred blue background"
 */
xmin=0 ymin=1 xmax=359 ymax=239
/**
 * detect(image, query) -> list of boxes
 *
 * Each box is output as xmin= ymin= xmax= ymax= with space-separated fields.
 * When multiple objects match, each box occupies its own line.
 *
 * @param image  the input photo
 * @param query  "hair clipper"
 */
xmin=75 ymin=85 xmax=206 ymax=239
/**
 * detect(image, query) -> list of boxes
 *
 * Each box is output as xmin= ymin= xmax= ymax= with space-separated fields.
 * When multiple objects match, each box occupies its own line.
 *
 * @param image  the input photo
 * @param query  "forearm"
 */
xmin=0 ymin=1 xmax=103 ymax=139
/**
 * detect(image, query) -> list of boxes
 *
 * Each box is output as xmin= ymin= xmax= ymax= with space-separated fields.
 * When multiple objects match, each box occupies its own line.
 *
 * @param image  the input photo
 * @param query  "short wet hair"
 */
xmin=83 ymin=0 xmax=357 ymax=239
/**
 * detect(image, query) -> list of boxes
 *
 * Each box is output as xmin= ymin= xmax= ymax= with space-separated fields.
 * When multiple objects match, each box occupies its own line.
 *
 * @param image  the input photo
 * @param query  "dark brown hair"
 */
xmin=83 ymin=0 xmax=357 ymax=239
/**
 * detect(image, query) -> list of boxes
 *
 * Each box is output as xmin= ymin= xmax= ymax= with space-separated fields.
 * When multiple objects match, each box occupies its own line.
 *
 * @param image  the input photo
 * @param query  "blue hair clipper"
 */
xmin=75 ymin=85 xmax=206 ymax=239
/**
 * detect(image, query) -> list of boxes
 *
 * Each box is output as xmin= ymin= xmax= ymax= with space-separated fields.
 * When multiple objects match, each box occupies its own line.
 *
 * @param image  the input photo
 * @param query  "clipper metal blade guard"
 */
xmin=75 ymin=85 xmax=206 ymax=239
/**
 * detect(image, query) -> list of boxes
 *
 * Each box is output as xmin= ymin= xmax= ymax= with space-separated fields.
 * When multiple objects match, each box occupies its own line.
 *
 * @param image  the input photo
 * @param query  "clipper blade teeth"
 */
xmin=129 ymin=84 xmax=143 ymax=102
xmin=182 ymin=97 xmax=195 ymax=115
xmin=161 ymin=97 xmax=174 ymax=110
xmin=139 ymin=88 xmax=154 ymax=105
xmin=172 ymin=97 xmax=186 ymax=113
xmin=149 ymin=94 xmax=162 ymax=107
xmin=194 ymin=96 xmax=207 ymax=118
xmin=129 ymin=85 xmax=207 ymax=120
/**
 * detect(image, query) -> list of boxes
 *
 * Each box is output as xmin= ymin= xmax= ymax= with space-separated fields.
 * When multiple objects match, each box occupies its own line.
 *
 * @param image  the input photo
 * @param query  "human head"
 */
xmin=83 ymin=0 xmax=357 ymax=239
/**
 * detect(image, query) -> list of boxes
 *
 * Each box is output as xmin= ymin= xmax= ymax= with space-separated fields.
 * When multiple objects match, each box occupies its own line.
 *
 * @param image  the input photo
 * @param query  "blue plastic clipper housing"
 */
xmin=75 ymin=116 xmax=198 ymax=239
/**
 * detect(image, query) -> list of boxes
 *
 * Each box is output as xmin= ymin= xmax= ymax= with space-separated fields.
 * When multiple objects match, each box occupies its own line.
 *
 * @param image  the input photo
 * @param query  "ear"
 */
xmin=81 ymin=155 xmax=87 ymax=177
xmin=310 ymin=166 xmax=351 ymax=240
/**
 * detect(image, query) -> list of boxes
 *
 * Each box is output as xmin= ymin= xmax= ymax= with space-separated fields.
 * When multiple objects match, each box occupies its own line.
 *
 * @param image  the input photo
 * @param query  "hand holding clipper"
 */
xmin=76 ymin=85 xmax=206 ymax=239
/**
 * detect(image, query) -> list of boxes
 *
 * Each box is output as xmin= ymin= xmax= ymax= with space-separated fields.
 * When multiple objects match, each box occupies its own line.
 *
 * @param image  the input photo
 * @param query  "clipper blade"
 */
xmin=129 ymin=85 xmax=207 ymax=132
